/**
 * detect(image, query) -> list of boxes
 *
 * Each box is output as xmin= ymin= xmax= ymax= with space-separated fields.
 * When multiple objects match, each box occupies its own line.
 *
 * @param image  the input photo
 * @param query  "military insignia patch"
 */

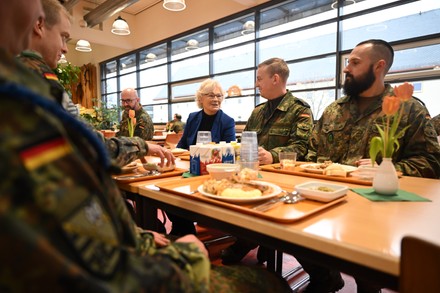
xmin=43 ymin=72 xmax=59 ymax=81
xmin=20 ymin=137 xmax=72 ymax=170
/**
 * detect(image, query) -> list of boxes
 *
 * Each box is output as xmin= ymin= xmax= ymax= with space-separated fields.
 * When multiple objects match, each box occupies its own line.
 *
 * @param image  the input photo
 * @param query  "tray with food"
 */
xmin=260 ymin=162 xmax=373 ymax=186
xmin=154 ymin=171 xmax=346 ymax=223
xmin=112 ymin=162 xmax=186 ymax=183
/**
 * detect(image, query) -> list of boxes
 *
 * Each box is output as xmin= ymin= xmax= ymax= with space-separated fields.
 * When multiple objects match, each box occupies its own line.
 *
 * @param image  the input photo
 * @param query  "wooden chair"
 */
xmin=164 ymin=133 xmax=182 ymax=149
xmin=400 ymin=236 xmax=440 ymax=293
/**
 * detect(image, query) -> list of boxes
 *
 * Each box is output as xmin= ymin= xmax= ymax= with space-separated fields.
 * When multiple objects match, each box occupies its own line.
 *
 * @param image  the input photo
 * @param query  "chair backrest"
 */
xmin=165 ymin=133 xmax=182 ymax=149
xmin=400 ymin=236 xmax=440 ymax=293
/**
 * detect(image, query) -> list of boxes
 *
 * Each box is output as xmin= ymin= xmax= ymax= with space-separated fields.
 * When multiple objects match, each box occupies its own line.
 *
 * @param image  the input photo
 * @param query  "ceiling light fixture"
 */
xmin=75 ymin=39 xmax=92 ymax=52
xmin=185 ymin=39 xmax=199 ymax=50
xmin=331 ymin=0 xmax=356 ymax=9
xmin=242 ymin=20 xmax=255 ymax=35
xmin=111 ymin=16 xmax=130 ymax=35
xmin=163 ymin=0 xmax=186 ymax=12
xmin=58 ymin=54 xmax=68 ymax=64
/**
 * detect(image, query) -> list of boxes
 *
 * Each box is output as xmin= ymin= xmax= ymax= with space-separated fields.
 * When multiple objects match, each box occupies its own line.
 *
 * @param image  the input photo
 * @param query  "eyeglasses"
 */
xmin=203 ymin=93 xmax=223 ymax=99
xmin=121 ymin=99 xmax=135 ymax=104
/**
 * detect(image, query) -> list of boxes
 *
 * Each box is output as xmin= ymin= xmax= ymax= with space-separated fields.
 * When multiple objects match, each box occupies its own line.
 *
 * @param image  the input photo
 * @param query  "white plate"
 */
xmin=295 ymin=181 xmax=348 ymax=202
xmin=197 ymin=181 xmax=282 ymax=203
xmin=299 ymin=163 xmax=357 ymax=175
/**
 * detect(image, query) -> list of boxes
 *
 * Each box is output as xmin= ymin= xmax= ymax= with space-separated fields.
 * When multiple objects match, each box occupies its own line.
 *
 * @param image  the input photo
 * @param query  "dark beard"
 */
xmin=343 ymin=64 xmax=376 ymax=96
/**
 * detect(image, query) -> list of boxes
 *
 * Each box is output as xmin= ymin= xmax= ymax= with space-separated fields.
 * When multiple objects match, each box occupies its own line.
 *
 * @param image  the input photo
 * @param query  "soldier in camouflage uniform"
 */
xmin=17 ymin=0 xmax=78 ymax=117
xmin=306 ymin=40 xmax=440 ymax=179
xmin=244 ymin=57 xmax=313 ymax=164
xmin=17 ymin=0 xmax=161 ymax=169
xmin=117 ymin=88 xmax=154 ymax=140
xmin=301 ymin=40 xmax=440 ymax=293
xmin=0 ymin=1 xmax=292 ymax=292
xmin=221 ymin=57 xmax=314 ymax=265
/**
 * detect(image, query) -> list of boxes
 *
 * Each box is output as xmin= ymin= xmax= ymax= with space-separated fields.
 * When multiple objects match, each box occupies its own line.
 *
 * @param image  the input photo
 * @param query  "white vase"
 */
xmin=372 ymin=158 xmax=399 ymax=195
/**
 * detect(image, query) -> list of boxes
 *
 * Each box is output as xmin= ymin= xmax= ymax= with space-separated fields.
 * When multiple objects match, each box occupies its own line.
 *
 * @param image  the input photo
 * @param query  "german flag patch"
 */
xmin=20 ymin=137 xmax=72 ymax=171
xmin=43 ymin=72 xmax=59 ymax=81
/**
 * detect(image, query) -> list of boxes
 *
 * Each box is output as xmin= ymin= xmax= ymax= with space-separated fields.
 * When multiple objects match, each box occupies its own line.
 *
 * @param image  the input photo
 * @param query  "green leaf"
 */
xmin=369 ymin=136 xmax=383 ymax=165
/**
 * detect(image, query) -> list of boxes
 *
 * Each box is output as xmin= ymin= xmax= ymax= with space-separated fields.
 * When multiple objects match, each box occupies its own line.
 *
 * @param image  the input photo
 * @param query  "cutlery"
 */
xmin=114 ymin=170 xmax=160 ymax=179
xmin=251 ymin=191 xmax=304 ymax=212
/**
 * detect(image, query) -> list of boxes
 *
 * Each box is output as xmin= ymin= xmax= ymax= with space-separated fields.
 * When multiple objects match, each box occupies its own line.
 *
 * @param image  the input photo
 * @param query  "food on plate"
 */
xmin=171 ymin=148 xmax=187 ymax=153
xmin=323 ymin=163 xmax=347 ymax=177
xmin=306 ymin=160 xmax=333 ymax=169
xmin=309 ymin=186 xmax=335 ymax=192
xmin=142 ymin=162 xmax=175 ymax=172
xmin=233 ymin=167 xmax=258 ymax=182
xmin=202 ymin=178 xmax=273 ymax=198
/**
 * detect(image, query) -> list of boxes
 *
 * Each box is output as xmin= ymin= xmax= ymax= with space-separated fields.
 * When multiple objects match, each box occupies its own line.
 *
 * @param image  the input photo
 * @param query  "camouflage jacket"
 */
xmin=306 ymin=84 xmax=440 ymax=178
xmin=432 ymin=114 xmax=440 ymax=135
xmin=17 ymin=50 xmax=78 ymax=117
xmin=244 ymin=91 xmax=314 ymax=162
xmin=168 ymin=120 xmax=185 ymax=133
xmin=117 ymin=107 xmax=154 ymax=140
xmin=0 ymin=50 xmax=211 ymax=292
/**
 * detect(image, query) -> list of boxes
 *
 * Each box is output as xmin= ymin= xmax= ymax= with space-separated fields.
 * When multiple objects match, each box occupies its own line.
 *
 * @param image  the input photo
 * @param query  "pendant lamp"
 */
xmin=75 ymin=39 xmax=92 ymax=52
xmin=163 ymin=0 xmax=186 ymax=11
xmin=111 ymin=16 xmax=130 ymax=35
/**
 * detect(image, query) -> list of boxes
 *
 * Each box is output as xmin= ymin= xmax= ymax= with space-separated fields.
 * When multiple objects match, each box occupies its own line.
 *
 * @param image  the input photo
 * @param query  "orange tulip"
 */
xmin=393 ymin=82 xmax=413 ymax=102
xmin=382 ymin=95 xmax=401 ymax=116
xmin=128 ymin=109 xmax=135 ymax=118
xmin=132 ymin=117 xmax=136 ymax=125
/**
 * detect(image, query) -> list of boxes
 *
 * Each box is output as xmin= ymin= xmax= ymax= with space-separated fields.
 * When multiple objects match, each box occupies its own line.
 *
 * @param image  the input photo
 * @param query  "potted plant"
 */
xmin=80 ymin=99 xmax=120 ymax=131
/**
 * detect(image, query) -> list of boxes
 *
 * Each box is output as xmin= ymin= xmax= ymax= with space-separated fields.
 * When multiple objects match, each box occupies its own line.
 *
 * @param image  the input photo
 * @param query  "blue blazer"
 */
xmin=177 ymin=109 xmax=236 ymax=149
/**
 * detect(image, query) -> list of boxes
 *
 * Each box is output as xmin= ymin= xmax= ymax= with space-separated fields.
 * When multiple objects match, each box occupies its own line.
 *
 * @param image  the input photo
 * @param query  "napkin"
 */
xmin=351 ymin=188 xmax=431 ymax=202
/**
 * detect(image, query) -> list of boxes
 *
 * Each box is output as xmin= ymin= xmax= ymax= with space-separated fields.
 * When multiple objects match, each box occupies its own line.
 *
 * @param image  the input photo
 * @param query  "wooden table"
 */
xmin=126 ymin=170 xmax=440 ymax=290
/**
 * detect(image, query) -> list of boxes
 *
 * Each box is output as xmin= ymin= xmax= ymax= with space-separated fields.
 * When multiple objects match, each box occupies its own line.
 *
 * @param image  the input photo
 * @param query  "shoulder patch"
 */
xmin=20 ymin=137 xmax=72 ymax=170
xmin=43 ymin=72 xmax=59 ymax=81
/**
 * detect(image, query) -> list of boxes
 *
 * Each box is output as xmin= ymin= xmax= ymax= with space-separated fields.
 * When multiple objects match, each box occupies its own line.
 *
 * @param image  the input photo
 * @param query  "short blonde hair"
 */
xmin=195 ymin=79 xmax=225 ymax=109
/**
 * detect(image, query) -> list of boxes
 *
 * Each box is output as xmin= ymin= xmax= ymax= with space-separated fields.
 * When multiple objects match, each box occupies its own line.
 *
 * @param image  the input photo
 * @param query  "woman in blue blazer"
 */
xmin=176 ymin=79 xmax=236 ymax=150
xmin=171 ymin=79 xmax=236 ymax=236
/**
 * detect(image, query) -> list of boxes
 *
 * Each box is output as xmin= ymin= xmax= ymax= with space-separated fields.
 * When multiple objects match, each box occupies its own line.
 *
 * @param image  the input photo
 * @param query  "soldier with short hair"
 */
xmin=117 ymin=88 xmax=154 ymax=140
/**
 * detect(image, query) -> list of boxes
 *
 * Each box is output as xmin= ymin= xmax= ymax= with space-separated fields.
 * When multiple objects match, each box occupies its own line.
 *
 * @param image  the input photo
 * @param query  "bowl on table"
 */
xmin=206 ymin=163 xmax=240 ymax=180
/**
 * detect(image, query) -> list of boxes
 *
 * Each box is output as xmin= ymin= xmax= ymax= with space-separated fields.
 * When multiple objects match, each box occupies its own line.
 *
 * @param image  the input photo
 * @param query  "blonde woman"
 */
xmin=177 ymin=78 xmax=236 ymax=149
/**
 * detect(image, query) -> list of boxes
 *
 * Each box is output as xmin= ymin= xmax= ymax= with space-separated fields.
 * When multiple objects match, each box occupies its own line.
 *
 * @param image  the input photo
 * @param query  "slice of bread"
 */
xmin=324 ymin=164 xmax=347 ymax=177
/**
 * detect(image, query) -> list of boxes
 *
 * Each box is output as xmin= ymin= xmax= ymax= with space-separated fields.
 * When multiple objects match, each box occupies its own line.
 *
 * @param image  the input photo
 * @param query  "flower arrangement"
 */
xmin=369 ymin=82 xmax=414 ymax=165
xmin=128 ymin=109 xmax=136 ymax=137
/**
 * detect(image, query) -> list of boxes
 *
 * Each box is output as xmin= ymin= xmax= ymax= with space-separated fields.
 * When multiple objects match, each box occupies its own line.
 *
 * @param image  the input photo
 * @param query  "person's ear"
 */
xmin=375 ymin=59 xmax=386 ymax=73
xmin=272 ymin=73 xmax=280 ymax=84
xmin=33 ymin=16 xmax=45 ymax=38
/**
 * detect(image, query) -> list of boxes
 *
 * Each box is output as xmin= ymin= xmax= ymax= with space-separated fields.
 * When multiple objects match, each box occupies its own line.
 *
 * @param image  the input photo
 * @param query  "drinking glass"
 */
xmin=196 ymin=131 xmax=212 ymax=144
xmin=279 ymin=152 xmax=297 ymax=171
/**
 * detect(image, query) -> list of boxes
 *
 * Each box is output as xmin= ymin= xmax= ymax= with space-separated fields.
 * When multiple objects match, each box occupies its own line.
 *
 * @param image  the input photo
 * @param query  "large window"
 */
xmin=101 ymin=0 xmax=440 ymax=123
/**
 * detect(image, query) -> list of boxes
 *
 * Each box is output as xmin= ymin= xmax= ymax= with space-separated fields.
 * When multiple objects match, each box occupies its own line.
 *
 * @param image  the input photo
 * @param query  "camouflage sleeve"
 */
xmin=134 ymin=112 xmax=154 ymax=140
xmin=394 ymin=102 xmax=440 ymax=178
xmin=305 ymin=119 xmax=320 ymax=162
xmin=137 ymin=231 xmax=211 ymax=292
xmin=431 ymin=114 xmax=440 ymax=135
xmin=104 ymin=136 xmax=148 ymax=167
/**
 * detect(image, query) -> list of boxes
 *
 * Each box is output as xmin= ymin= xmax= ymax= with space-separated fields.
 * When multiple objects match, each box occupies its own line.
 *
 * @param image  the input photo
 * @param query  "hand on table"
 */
xmin=258 ymin=147 xmax=273 ymax=165
xmin=145 ymin=143 xmax=175 ymax=167
xmin=356 ymin=158 xmax=378 ymax=167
